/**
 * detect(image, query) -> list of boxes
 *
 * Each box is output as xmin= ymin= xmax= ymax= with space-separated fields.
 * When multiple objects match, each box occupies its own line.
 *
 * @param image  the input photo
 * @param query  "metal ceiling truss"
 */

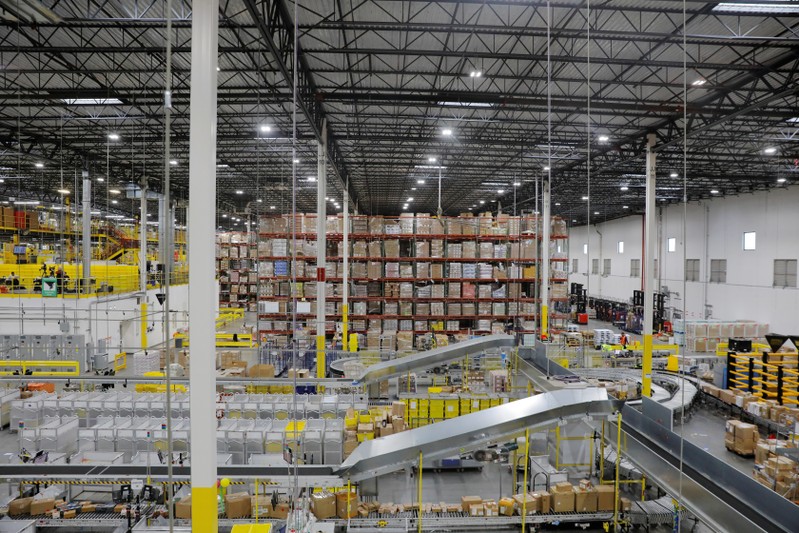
xmin=0 ymin=0 xmax=794 ymax=224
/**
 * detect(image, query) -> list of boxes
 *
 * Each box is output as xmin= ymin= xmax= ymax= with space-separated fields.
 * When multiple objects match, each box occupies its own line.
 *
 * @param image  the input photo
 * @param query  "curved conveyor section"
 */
xmin=336 ymin=388 xmax=620 ymax=482
xmin=354 ymin=333 xmax=515 ymax=385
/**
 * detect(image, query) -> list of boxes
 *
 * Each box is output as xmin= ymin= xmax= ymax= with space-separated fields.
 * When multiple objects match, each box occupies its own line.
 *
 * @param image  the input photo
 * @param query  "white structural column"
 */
xmin=139 ymin=180 xmax=148 ymax=351
xmin=316 ymin=128 xmax=327 ymax=377
xmin=188 ymin=0 xmax=218 ymax=529
xmin=81 ymin=171 xmax=91 ymax=294
xmin=642 ymin=133 xmax=657 ymax=397
xmin=342 ymin=183 xmax=350 ymax=351
xmin=158 ymin=195 xmax=167 ymax=267
xmin=540 ymin=178 xmax=551 ymax=339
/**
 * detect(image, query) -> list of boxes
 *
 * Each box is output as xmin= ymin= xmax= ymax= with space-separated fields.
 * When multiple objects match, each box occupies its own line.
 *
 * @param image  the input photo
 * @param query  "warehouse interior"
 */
xmin=0 ymin=0 xmax=798 ymax=532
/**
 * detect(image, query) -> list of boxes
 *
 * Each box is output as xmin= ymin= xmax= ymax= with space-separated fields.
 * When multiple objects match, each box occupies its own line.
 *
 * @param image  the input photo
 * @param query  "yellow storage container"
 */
xmin=428 ymin=386 xmax=443 ymax=394
xmin=444 ymin=399 xmax=459 ymax=418
xmin=472 ymin=399 xmax=482 ymax=412
xmin=359 ymin=414 xmax=372 ymax=424
xmin=460 ymin=397 xmax=472 ymax=415
xmin=143 ymin=371 xmax=164 ymax=378
xmin=357 ymin=432 xmax=374 ymax=442
xmin=429 ymin=399 xmax=444 ymax=419
xmin=344 ymin=415 xmax=358 ymax=430
xmin=418 ymin=398 xmax=429 ymax=418
xmin=490 ymin=398 xmax=502 ymax=408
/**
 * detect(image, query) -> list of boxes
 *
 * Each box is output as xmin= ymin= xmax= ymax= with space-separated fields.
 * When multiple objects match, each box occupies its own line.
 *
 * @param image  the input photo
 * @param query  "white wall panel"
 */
xmin=568 ymin=186 xmax=799 ymax=332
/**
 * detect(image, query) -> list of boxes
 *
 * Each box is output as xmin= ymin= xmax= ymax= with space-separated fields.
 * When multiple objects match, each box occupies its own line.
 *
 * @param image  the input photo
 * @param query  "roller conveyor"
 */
xmin=337 ymin=388 xmax=620 ymax=481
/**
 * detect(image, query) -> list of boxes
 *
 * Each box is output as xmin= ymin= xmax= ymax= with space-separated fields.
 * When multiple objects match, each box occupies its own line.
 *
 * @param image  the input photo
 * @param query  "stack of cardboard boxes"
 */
xmin=754 ymin=438 xmax=798 ymax=500
xmin=725 ymin=419 xmax=758 ymax=456
xmin=344 ymin=402 xmax=407 ymax=459
xmin=550 ymin=482 xmax=575 ymax=512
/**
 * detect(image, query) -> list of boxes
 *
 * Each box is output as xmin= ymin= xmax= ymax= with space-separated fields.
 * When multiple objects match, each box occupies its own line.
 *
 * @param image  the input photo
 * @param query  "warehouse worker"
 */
xmin=620 ymin=333 xmax=629 ymax=349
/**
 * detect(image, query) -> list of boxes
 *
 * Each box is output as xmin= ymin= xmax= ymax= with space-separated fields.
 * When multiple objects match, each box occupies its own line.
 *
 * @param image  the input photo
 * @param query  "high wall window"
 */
xmin=686 ymin=259 xmax=700 ymax=282
xmin=743 ymin=231 xmax=756 ymax=251
xmin=668 ymin=238 xmax=676 ymax=252
xmin=603 ymin=258 xmax=611 ymax=276
xmin=592 ymin=258 xmax=599 ymax=274
xmin=583 ymin=243 xmax=588 ymax=255
xmin=617 ymin=241 xmax=624 ymax=254
xmin=630 ymin=259 xmax=641 ymax=277
xmin=710 ymin=259 xmax=727 ymax=283
xmin=774 ymin=259 xmax=797 ymax=288
xmin=572 ymin=258 xmax=579 ymax=274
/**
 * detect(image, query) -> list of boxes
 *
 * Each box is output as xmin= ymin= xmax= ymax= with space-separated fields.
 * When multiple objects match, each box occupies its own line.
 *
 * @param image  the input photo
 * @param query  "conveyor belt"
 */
xmin=521 ymin=349 xmax=799 ymax=533
xmin=628 ymin=496 xmax=685 ymax=527
xmin=355 ymin=334 xmax=515 ymax=384
xmin=337 ymin=388 xmax=620 ymax=481
xmin=344 ymin=510 xmax=614 ymax=531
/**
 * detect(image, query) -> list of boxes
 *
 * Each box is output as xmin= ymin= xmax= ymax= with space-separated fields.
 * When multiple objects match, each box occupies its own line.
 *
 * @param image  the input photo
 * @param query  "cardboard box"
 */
xmin=392 ymin=401 xmax=406 ymax=418
xmin=63 ymin=510 xmax=77 ymax=519
xmin=81 ymin=503 xmax=97 ymax=513
xmin=498 ymin=497 xmax=515 ymax=516
xmin=573 ymin=488 xmax=598 ymax=512
xmin=534 ymin=491 xmax=550 ymax=513
xmin=595 ymin=484 xmax=615 ymax=511
xmin=552 ymin=481 xmax=573 ymax=493
xmin=248 ymin=364 xmax=275 ymax=378
xmin=620 ymin=497 xmax=632 ymax=511
xmin=251 ymin=496 xmax=272 ymax=518
xmin=30 ymin=498 xmax=56 ymax=515
xmin=512 ymin=493 xmax=538 ymax=514
xmin=225 ymin=492 xmax=251 ymax=518
xmin=392 ymin=417 xmax=405 ymax=432
xmin=461 ymin=495 xmax=482 ymax=512
xmin=550 ymin=490 xmax=574 ymax=513
xmin=271 ymin=502 xmax=290 ymax=519
xmin=469 ymin=503 xmax=485 ymax=516
xmin=336 ymin=490 xmax=359 ymax=519
xmin=8 ymin=497 xmax=34 ymax=516
xmin=311 ymin=491 xmax=337 ymax=519
xmin=175 ymin=495 xmax=192 ymax=519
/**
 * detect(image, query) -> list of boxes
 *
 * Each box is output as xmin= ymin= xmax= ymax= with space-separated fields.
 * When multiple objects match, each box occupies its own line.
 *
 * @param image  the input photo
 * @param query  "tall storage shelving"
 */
xmin=254 ymin=213 xmax=569 ymax=348
xmin=216 ymin=231 xmax=258 ymax=311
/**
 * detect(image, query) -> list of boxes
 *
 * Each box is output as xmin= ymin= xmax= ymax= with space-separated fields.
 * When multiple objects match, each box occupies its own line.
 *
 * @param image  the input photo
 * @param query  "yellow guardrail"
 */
xmin=216 ymin=309 xmax=245 ymax=329
xmin=113 ymin=352 xmax=127 ymax=371
xmin=0 ymin=360 xmax=79 ymax=376
xmin=173 ymin=331 xmax=257 ymax=348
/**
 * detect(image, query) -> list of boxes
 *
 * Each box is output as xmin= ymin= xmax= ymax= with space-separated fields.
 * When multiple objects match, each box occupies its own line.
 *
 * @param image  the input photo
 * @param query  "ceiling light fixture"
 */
xmin=57 ymin=189 xmax=70 ymax=194
xmin=35 ymin=162 xmax=44 ymax=168
xmin=222 ymin=214 xmax=227 ymax=218
xmin=777 ymin=178 xmax=787 ymax=183
xmin=217 ymin=163 xmax=229 ymax=168
xmin=469 ymin=70 xmax=482 ymax=78
xmin=428 ymin=157 xmax=437 ymax=163
xmin=497 ymin=189 xmax=504 ymax=194
xmin=109 ymin=189 xmax=121 ymax=194
xmin=543 ymin=166 xmax=551 ymax=171
xmin=479 ymin=200 xmax=485 ymax=204
xmin=713 ymin=2 xmax=799 ymax=13
xmin=417 ymin=179 xmax=426 ymax=184
xmin=623 ymin=205 xmax=629 ymax=209
xmin=257 ymin=198 xmax=263 ymax=203
xmin=437 ymin=101 xmax=492 ymax=108
xmin=407 ymin=197 xmax=414 ymax=202
xmin=293 ymin=159 xmax=299 ymax=164
xmin=692 ymin=79 xmax=707 ymax=86
xmin=107 ymin=133 xmax=120 ymax=141
xmin=307 ymin=176 xmax=316 ymax=182
xmin=62 ymin=98 xmax=122 ymax=105
xmin=441 ymin=128 xmax=452 ymax=136
xmin=235 ymin=190 xmax=243 ymax=195
xmin=514 ymin=182 xmax=521 ymax=187
xmin=581 ymin=196 xmax=589 ymax=200
xmin=411 ymin=187 xmax=417 ymax=191
xmin=555 ymin=202 xmax=561 ymax=206
xmin=270 ymin=205 xmax=276 ymax=210
xmin=620 ymin=186 xmax=629 ymax=191
xmin=170 ymin=160 xmax=178 ymax=166
xmin=260 ymin=125 xmax=271 ymax=133
xmin=710 ymin=189 xmax=719 ymax=194
xmin=598 ymin=135 xmax=609 ymax=142
xmin=670 ymin=172 xmax=679 ymax=178
xmin=594 ymin=211 xmax=600 ymax=215
xmin=763 ymin=147 xmax=777 ymax=155
xmin=111 ymin=200 xmax=118 ymax=204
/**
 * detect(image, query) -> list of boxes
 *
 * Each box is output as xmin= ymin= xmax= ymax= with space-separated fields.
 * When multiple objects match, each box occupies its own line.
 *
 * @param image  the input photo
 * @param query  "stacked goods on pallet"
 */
xmin=725 ymin=420 xmax=758 ymax=455
xmin=216 ymin=231 xmax=258 ymax=311
xmin=680 ymin=320 xmax=769 ymax=353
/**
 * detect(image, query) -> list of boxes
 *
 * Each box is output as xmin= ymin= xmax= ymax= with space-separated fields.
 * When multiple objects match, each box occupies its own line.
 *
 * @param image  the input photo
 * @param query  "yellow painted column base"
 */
xmin=192 ymin=486 xmax=218 ymax=531
xmin=140 ymin=302 xmax=148 ymax=350
xmin=642 ymin=333 xmax=653 ymax=397
xmin=349 ymin=333 xmax=358 ymax=352
xmin=541 ymin=304 xmax=549 ymax=340
xmin=316 ymin=335 xmax=326 ymax=379
xmin=342 ymin=303 xmax=349 ymax=352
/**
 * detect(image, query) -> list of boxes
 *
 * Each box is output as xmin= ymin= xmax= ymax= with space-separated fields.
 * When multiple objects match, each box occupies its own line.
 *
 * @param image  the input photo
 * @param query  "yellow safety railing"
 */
xmin=727 ymin=352 xmax=799 ymax=406
xmin=113 ymin=352 xmax=127 ymax=371
xmin=216 ymin=309 xmax=245 ymax=329
xmin=175 ymin=332 xmax=257 ymax=348
xmin=0 ymin=360 xmax=79 ymax=376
